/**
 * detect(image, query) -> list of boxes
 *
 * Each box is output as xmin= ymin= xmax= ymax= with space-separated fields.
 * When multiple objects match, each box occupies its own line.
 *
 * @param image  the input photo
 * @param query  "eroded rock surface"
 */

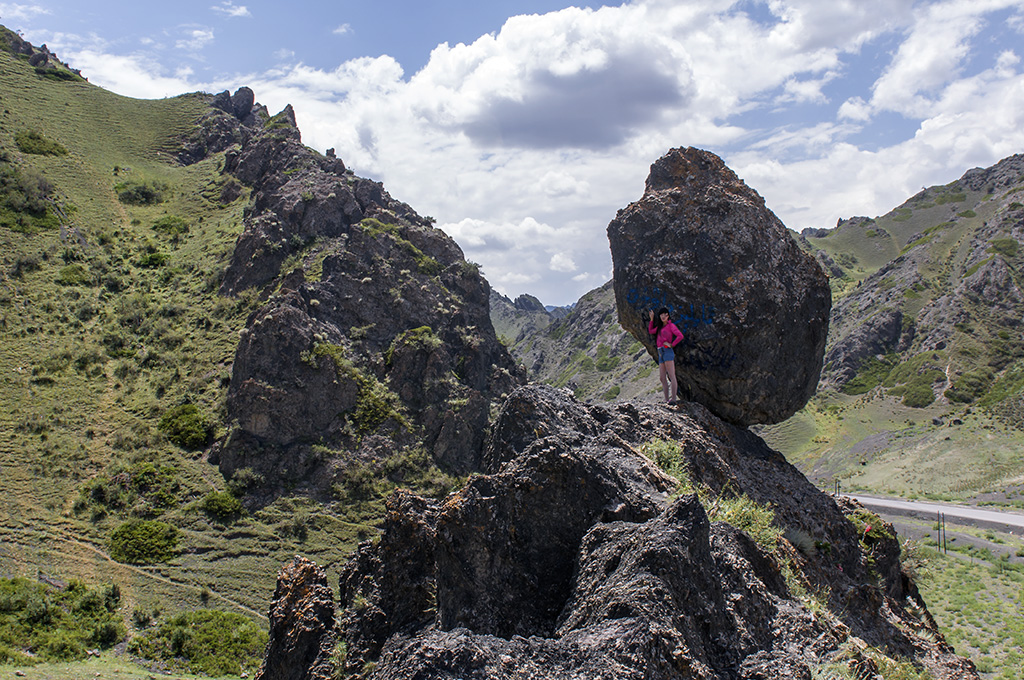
xmin=185 ymin=91 xmax=523 ymax=501
xmin=300 ymin=385 xmax=977 ymax=680
xmin=607 ymin=147 xmax=831 ymax=425
xmin=256 ymin=556 xmax=335 ymax=680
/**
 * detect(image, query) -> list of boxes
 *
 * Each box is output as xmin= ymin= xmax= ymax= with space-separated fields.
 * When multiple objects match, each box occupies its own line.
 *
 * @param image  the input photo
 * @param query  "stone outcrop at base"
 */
xmin=260 ymin=385 xmax=977 ymax=680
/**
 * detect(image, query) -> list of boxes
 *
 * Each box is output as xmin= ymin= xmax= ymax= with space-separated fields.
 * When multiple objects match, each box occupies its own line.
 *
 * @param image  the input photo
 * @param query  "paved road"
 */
xmin=848 ymin=494 xmax=1024 ymax=533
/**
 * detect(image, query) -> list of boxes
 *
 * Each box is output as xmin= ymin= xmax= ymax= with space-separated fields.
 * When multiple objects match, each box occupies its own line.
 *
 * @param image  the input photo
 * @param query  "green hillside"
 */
xmin=759 ymin=162 xmax=1024 ymax=502
xmin=0 ymin=34 xmax=373 ymax=672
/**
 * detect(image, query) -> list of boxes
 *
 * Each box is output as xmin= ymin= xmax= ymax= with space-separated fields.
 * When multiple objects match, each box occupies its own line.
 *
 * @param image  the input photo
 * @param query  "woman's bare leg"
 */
xmin=659 ymin=362 xmax=670 ymax=402
xmin=665 ymin=360 xmax=678 ymax=403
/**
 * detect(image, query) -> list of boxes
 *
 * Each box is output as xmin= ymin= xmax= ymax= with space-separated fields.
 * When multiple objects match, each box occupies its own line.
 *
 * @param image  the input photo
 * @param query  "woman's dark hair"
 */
xmin=653 ymin=307 xmax=669 ymax=329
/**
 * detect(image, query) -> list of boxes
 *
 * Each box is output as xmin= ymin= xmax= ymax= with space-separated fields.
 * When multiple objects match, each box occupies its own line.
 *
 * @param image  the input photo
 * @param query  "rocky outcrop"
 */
xmin=0 ymin=28 xmax=82 ymax=78
xmin=265 ymin=385 xmax=974 ymax=679
xmin=256 ymin=556 xmax=335 ymax=680
xmin=489 ymin=291 xmax=553 ymax=346
xmin=607 ymin=147 xmax=831 ymax=426
xmin=177 ymin=87 xmax=266 ymax=166
xmin=201 ymin=90 xmax=523 ymax=501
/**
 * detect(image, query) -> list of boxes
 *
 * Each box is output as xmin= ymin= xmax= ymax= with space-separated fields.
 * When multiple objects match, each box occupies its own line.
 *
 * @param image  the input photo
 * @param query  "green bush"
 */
xmin=0 ymin=159 xmax=60 ymax=233
xmin=935 ymin=192 xmax=966 ymax=205
xmin=115 ymin=179 xmax=167 ymax=205
xmin=841 ymin=354 xmax=897 ymax=395
xmin=0 ymin=578 xmax=125 ymax=663
xmin=128 ymin=610 xmax=268 ymax=677
xmin=945 ymin=367 xmax=995 ymax=404
xmin=312 ymin=343 xmax=407 ymax=434
xmin=226 ymin=467 xmax=265 ymax=496
xmin=711 ymin=494 xmax=782 ymax=553
xmin=385 ymin=326 xmax=442 ymax=365
xmin=14 ymin=129 xmax=67 ymax=156
xmin=138 ymin=251 xmax=170 ymax=268
xmin=159 ymin=403 xmax=212 ymax=449
xmin=56 ymin=263 xmax=92 ymax=286
xmin=989 ymin=238 xmax=1019 ymax=258
xmin=901 ymin=383 xmax=937 ymax=408
xmin=152 ymin=215 xmax=190 ymax=237
xmin=641 ymin=439 xmax=690 ymax=489
xmin=200 ymin=491 xmax=243 ymax=522
xmin=108 ymin=519 xmax=179 ymax=564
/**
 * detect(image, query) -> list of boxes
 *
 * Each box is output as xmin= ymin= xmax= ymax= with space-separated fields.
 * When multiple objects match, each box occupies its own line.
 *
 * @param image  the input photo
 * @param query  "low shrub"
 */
xmin=0 ymin=159 xmax=60 ymax=233
xmin=227 ymin=467 xmax=265 ymax=496
xmin=152 ymin=215 xmax=190 ymax=237
xmin=56 ymin=263 xmax=92 ymax=286
xmin=138 ymin=251 xmax=169 ymax=268
xmin=840 ymin=354 xmax=897 ymax=395
xmin=989 ymin=238 xmax=1019 ymax=258
xmin=108 ymin=519 xmax=179 ymax=564
xmin=0 ymin=578 xmax=125 ymax=663
xmin=200 ymin=491 xmax=243 ymax=522
xmin=602 ymin=385 xmax=621 ymax=400
xmin=902 ymin=383 xmax=937 ymax=408
xmin=128 ymin=610 xmax=267 ymax=677
xmin=158 ymin=403 xmax=212 ymax=450
xmin=115 ymin=179 xmax=167 ymax=205
xmin=641 ymin=439 xmax=691 ymax=490
xmin=710 ymin=494 xmax=782 ymax=553
xmin=14 ymin=129 xmax=67 ymax=156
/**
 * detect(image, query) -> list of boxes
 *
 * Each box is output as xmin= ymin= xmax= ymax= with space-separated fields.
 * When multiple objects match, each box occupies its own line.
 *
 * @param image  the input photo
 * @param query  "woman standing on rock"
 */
xmin=649 ymin=307 xmax=684 ymax=405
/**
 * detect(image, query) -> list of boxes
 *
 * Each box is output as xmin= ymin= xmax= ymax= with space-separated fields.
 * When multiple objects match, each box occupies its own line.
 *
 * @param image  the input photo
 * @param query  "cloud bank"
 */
xmin=24 ymin=0 xmax=1024 ymax=305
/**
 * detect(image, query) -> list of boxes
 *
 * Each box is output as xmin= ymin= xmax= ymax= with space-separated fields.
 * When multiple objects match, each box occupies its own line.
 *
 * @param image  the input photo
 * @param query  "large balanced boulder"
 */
xmin=607 ymin=147 xmax=831 ymax=425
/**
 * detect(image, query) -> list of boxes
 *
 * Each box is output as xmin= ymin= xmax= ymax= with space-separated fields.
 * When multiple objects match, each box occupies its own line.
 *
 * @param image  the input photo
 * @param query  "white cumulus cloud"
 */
xmin=211 ymin=1 xmax=250 ymax=18
xmin=28 ymin=0 xmax=1024 ymax=305
xmin=176 ymin=28 xmax=214 ymax=51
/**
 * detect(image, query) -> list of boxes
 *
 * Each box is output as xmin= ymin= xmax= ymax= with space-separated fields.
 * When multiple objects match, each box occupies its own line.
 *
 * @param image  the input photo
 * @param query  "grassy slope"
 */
xmin=760 ymin=180 xmax=1024 ymax=504
xmin=0 ymin=49 xmax=371 ymax=637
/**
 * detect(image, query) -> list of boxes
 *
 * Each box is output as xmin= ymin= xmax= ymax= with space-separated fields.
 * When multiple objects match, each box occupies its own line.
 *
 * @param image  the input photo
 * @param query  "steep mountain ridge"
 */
xmin=493 ymin=281 xmax=657 ymax=402
xmin=266 ymin=385 xmax=977 ymax=679
xmin=0 ymin=29 xmax=519 ymax=649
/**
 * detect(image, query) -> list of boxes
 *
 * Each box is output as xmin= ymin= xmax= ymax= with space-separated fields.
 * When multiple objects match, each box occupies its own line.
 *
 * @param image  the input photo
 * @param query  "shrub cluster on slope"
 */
xmin=128 ymin=610 xmax=267 ymax=676
xmin=0 ymin=578 xmax=125 ymax=664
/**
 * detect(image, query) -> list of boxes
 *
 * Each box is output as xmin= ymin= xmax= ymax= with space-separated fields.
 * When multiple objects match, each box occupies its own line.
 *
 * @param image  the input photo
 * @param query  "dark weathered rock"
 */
xmin=607 ymin=147 xmax=831 ymax=425
xmin=256 ymin=556 xmax=335 ymax=680
xmin=322 ymin=385 xmax=976 ymax=680
xmin=231 ymin=86 xmax=256 ymax=120
xmin=205 ymin=90 xmax=523 ymax=501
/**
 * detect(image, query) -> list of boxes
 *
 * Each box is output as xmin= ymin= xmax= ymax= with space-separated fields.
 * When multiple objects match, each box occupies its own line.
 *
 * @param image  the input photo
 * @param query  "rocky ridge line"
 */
xmin=261 ymin=384 xmax=976 ymax=679
xmin=175 ymin=88 xmax=524 ymax=503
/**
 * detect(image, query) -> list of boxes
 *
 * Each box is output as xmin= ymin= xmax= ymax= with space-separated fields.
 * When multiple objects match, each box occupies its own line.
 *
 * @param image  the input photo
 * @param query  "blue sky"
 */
xmin=3 ymin=0 xmax=1024 ymax=305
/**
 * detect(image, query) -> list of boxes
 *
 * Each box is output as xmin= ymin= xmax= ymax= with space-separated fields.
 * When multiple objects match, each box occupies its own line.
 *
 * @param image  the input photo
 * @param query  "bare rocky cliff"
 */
xmin=262 ymin=385 xmax=975 ymax=679
xmin=188 ymin=89 xmax=524 ymax=503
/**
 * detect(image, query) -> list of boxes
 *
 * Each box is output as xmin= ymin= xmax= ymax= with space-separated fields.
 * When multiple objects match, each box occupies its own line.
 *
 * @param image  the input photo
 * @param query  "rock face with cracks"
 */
xmin=189 ymin=89 xmax=523 ymax=503
xmin=607 ymin=147 xmax=831 ymax=426
xmin=261 ymin=385 xmax=976 ymax=680
xmin=255 ymin=556 xmax=336 ymax=680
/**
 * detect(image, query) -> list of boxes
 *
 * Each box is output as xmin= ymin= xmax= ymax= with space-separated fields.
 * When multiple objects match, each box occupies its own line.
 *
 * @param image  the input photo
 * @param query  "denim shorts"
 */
xmin=657 ymin=347 xmax=675 ymax=364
